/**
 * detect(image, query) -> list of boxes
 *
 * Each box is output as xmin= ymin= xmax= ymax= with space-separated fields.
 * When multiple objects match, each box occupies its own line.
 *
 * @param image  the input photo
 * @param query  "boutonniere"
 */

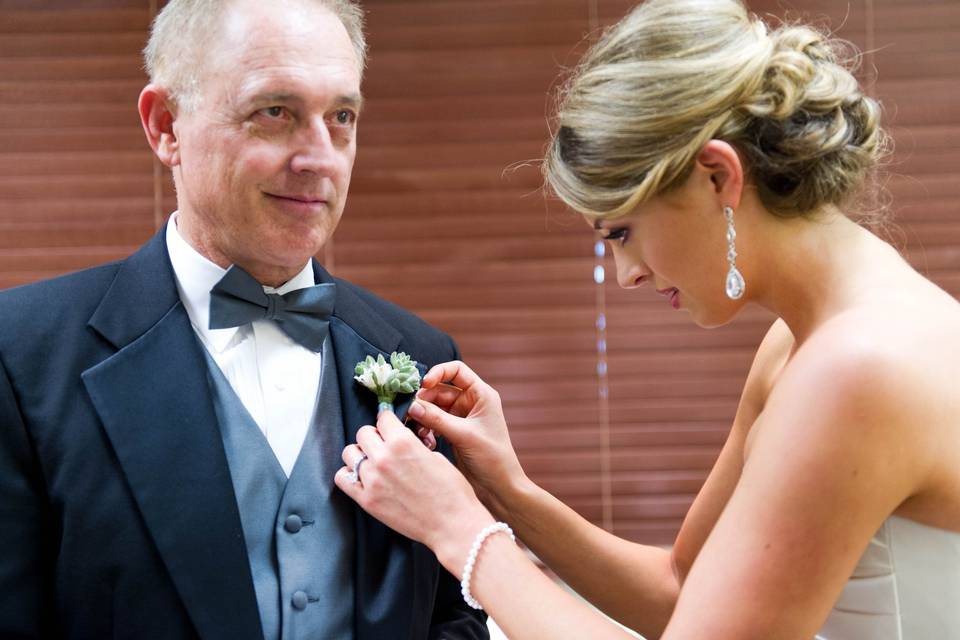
xmin=354 ymin=351 xmax=422 ymax=414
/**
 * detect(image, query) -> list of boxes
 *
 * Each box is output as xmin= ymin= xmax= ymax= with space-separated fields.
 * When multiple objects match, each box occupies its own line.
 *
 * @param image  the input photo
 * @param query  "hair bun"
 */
xmin=544 ymin=0 xmax=888 ymax=219
xmin=735 ymin=24 xmax=888 ymax=214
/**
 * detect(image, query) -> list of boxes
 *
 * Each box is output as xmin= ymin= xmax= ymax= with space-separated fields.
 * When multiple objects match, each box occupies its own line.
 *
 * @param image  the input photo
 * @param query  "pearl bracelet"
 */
xmin=460 ymin=522 xmax=515 ymax=611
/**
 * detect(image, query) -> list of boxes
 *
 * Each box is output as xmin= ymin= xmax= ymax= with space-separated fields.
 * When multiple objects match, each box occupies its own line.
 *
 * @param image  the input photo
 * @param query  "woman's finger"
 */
xmin=355 ymin=424 xmax=386 ymax=459
xmin=334 ymin=466 xmax=363 ymax=498
xmin=407 ymin=397 xmax=468 ymax=443
xmin=417 ymin=427 xmax=438 ymax=451
xmin=417 ymin=384 xmax=467 ymax=416
xmin=341 ymin=442 xmax=367 ymax=469
xmin=375 ymin=407 xmax=416 ymax=442
xmin=421 ymin=360 xmax=486 ymax=393
xmin=423 ymin=383 xmax=484 ymax=419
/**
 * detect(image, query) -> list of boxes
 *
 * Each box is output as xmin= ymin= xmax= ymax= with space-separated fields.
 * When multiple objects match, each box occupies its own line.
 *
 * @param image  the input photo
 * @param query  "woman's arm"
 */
xmin=409 ymin=361 xmax=679 ymax=637
xmin=502 ymin=479 xmax=678 ymax=637
xmin=453 ymin=523 xmax=653 ymax=640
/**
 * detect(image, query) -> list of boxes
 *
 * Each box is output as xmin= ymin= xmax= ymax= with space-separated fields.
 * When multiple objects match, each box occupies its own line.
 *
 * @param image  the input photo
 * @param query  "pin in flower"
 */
xmin=354 ymin=352 xmax=421 ymax=415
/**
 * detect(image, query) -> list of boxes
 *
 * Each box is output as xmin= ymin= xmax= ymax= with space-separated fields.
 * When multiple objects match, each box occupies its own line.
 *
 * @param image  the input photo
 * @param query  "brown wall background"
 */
xmin=1 ymin=0 xmax=957 ymax=545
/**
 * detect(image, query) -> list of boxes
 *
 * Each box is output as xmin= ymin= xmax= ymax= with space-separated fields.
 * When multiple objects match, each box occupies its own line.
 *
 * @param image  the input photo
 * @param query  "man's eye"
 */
xmin=334 ymin=110 xmax=356 ymax=125
xmin=260 ymin=106 xmax=285 ymax=118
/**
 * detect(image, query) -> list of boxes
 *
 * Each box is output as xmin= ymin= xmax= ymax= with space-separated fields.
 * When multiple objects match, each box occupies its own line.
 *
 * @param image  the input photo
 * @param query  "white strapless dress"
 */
xmin=816 ymin=515 xmax=960 ymax=639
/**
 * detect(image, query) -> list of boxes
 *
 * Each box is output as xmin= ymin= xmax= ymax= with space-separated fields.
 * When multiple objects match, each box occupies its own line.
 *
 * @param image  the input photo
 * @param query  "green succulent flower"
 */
xmin=354 ymin=351 xmax=422 ymax=407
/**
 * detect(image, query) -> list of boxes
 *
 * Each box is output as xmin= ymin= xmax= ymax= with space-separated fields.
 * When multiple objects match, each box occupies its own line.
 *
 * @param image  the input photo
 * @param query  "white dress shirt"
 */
xmin=165 ymin=213 xmax=322 ymax=477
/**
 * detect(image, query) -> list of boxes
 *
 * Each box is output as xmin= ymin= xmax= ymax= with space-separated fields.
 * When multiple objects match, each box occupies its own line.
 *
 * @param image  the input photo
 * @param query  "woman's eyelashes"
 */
xmin=604 ymin=227 xmax=630 ymax=246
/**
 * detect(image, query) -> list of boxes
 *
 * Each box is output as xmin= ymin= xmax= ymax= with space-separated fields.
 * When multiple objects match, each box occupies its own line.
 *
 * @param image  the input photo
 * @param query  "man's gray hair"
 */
xmin=143 ymin=0 xmax=367 ymax=112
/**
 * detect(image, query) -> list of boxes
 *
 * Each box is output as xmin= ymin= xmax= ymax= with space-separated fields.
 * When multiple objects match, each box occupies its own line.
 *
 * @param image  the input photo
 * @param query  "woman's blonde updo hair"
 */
xmin=545 ymin=0 xmax=888 ymax=219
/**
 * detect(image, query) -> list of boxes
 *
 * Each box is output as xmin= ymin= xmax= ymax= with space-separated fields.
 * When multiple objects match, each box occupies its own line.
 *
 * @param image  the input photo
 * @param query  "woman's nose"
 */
xmin=617 ymin=260 xmax=647 ymax=289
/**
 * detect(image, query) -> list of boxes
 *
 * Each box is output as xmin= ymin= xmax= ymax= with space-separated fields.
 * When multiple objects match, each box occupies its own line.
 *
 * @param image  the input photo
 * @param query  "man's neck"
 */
xmin=173 ymin=213 xmax=306 ymax=288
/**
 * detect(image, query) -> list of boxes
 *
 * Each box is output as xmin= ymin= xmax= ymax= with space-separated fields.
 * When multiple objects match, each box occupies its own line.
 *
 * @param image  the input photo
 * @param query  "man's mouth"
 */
xmin=265 ymin=192 xmax=328 ymax=205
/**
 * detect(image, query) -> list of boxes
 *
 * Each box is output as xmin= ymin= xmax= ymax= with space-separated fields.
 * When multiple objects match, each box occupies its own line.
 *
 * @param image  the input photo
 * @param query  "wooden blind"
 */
xmin=0 ymin=0 xmax=157 ymax=289
xmin=2 ymin=0 xmax=958 ymax=547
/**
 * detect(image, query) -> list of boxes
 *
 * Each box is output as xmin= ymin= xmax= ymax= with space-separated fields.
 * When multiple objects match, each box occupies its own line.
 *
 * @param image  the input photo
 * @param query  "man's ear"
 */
xmin=695 ymin=140 xmax=744 ymax=211
xmin=138 ymin=84 xmax=181 ymax=168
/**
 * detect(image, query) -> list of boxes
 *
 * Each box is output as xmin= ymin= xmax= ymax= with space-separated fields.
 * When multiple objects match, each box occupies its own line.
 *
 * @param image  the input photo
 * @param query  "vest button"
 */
xmin=291 ymin=590 xmax=308 ymax=611
xmin=284 ymin=514 xmax=303 ymax=533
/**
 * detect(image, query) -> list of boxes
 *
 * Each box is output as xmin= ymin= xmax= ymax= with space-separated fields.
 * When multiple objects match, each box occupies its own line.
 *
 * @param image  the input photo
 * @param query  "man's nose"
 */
xmin=289 ymin=118 xmax=339 ymax=175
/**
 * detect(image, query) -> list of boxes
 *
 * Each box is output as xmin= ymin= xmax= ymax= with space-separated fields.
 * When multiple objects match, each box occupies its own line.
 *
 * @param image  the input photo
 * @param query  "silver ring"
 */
xmin=347 ymin=452 xmax=368 ymax=484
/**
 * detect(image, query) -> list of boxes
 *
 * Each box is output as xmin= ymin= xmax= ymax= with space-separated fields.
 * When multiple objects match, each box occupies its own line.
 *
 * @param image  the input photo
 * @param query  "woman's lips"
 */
xmin=657 ymin=287 xmax=680 ymax=309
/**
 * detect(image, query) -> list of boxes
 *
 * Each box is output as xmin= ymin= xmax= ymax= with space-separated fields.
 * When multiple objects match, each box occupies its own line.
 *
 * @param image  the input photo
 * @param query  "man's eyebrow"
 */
xmin=243 ymin=93 xmax=364 ymax=112
xmin=339 ymin=93 xmax=364 ymax=112
xmin=248 ymin=91 xmax=363 ymax=112
xmin=593 ymin=221 xmax=604 ymax=230
xmin=247 ymin=92 xmax=300 ymax=105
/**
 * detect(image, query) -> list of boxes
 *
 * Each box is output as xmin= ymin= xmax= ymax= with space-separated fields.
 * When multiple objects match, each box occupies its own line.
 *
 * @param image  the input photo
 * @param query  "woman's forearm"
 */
xmin=465 ymin=533 xmax=641 ymax=640
xmin=494 ymin=477 xmax=679 ymax=639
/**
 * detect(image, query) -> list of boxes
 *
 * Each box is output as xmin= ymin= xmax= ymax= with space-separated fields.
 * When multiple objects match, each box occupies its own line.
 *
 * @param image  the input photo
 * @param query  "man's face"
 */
xmin=171 ymin=0 xmax=361 ymax=280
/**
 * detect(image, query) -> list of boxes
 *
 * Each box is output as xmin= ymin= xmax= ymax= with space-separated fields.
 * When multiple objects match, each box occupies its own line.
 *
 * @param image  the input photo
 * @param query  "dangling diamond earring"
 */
xmin=724 ymin=206 xmax=745 ymax=300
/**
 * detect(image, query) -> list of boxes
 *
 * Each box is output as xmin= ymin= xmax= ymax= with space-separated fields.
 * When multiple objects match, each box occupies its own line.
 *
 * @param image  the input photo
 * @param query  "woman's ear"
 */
xmin=138 ymin=84 xmax=181 ymax=168
xmin=696 ymin=140 xmax=744 ymax=210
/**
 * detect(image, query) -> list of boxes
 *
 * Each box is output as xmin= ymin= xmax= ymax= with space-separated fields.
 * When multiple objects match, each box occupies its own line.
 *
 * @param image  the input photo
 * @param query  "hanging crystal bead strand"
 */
xmin=593 ymin=238 xmax=614 ymax=532
xmin=724 ymin=206 xmax=745 ymax=300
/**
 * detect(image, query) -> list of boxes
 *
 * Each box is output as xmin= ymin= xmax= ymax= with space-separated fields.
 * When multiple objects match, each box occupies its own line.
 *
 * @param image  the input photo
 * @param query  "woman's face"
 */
xmin=593 ymin=175 xmax=744 ymax=328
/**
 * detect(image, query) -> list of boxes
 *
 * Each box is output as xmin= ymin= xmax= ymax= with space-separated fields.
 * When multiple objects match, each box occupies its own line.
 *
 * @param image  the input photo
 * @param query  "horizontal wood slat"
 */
xmin=0 ymin=33 xmax=147 ymax=57
xmin=0 ymin=9 xmax=148 ymax=31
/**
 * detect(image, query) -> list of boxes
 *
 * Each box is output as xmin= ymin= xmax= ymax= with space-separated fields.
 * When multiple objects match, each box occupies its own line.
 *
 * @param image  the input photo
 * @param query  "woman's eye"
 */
xmin=604 ymin=228 xmax=630 ymax=246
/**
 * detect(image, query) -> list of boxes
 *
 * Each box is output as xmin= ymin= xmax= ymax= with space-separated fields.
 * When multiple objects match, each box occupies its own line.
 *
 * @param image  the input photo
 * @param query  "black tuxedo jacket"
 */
xmin=0 ymin=227 xmax=487 ymax=640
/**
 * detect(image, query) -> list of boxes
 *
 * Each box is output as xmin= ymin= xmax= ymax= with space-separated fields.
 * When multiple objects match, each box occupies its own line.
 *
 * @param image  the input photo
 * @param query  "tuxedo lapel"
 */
xmin=83 ymin=228 xmax=262 ymax=640
xmin=313 ymin=260 xmax=425 ymax=438
xmin=329 ymin=317 xmax=392 ymax=442
xmin=321 ymin=267 xmax=431 ymax=639
xmin=324 ymin=297 xmax=427 ymax=440
xmin=328 ymin=317 xmax=418 ymax=638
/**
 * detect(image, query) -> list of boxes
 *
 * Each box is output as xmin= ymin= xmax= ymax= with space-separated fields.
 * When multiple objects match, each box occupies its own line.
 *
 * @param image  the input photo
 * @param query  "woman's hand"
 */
xmin=407 ymin=360 xmax=529 ymax=520
xmin=335 ymin=409 xmax=494 ymax=571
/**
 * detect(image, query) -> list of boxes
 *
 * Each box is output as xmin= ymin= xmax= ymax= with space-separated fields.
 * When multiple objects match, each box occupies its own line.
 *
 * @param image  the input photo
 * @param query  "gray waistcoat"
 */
xmin=202 ymin=337 xmax=355 ymax=640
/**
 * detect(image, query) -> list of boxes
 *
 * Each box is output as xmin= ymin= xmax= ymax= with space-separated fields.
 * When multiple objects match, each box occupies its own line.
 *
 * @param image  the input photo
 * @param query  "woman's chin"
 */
xmin=687 ymin=303 xmax=743 ymax=329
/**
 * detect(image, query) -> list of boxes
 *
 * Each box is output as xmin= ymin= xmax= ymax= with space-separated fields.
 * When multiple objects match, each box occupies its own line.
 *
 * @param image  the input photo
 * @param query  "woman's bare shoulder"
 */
xmin=803 ymin=297 xmax=960 ymax=394
xmin=757 ymin=300 xmax=960 ymax=512
xmin=798 ymin=301 xmax=960 ymax=527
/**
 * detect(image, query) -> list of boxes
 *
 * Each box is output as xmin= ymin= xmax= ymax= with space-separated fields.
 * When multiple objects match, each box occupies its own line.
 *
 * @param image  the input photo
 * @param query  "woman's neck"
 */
xmin=747 ymin=208 xmax=903 ymax=345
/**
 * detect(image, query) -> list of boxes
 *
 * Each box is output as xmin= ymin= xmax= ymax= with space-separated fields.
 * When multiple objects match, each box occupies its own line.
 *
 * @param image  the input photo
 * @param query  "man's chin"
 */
xmin=227 ymin=244 xmax=323 ymax=282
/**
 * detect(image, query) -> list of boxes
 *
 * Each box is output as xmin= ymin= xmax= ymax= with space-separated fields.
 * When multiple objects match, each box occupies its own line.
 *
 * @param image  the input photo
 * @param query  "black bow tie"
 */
xmin=208 ymin=265 xmax=336 ymax=353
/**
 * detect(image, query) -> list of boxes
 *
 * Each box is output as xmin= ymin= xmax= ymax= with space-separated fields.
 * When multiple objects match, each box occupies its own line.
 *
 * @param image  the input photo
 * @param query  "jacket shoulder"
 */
xmin=0 ymin=263 xmax=122 ymax=347
xmin=333 ymin=278 xmax=458 ymax=361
